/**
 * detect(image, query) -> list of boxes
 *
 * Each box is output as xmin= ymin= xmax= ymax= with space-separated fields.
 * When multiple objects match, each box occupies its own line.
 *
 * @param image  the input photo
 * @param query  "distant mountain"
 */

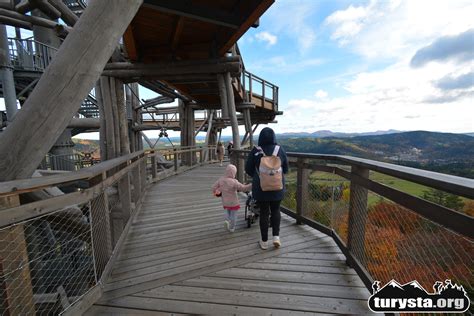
xmin=279 ymin=129 xmax=402 ymax=138
xmin=278 ymin=131 xmax=474 ymax=178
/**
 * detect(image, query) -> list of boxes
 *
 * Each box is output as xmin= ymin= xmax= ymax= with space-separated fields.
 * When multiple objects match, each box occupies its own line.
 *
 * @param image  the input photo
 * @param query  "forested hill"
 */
xmin=278 ymin=131 xmax=474 ymax=178
xmin=279 ymin=131 xmax=473 ymax=160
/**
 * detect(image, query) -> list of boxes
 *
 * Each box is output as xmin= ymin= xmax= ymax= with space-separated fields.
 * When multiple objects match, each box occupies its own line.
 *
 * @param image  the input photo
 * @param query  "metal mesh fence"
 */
xmin=0 ymin=203 xmax=96 ymax=315
xmin=285 ymin=162 xmax=473 ymax=308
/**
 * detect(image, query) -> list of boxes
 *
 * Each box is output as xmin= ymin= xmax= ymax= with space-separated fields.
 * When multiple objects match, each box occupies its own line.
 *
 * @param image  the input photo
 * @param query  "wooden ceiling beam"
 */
xmin=219 ymin=0 xmax=274 ymax=55
xmin=171 ymin=16 xmax=184 ymax=51
xmin=123 ymin=25 xmax=139 ymax=61
xmin=143 ymin=0 xmax=240 ymax=29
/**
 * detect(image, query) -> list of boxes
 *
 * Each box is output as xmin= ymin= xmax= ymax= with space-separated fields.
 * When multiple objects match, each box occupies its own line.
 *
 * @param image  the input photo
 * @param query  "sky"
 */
xmin=236 ymin=0 xmax=474 ymax=134
xmin=1 ymin=0 xmax=473 ymax=139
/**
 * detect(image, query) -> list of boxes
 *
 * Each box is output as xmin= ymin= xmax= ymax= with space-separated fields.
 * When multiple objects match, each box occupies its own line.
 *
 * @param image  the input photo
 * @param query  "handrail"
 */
xmin=0 ymin=150 xmax=146 ymax=197
xmin=0 ymin=145 xmax=216 ymax=197
xmin=232 ymin=149 xmax=474 ymax=199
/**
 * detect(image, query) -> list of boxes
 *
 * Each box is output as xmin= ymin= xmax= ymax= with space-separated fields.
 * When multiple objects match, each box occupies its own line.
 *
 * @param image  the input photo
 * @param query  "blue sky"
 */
xmin=234 ymin=0 xmax=474 ymax=134
xmin=2 ymin=1 xmax=473 ymax=139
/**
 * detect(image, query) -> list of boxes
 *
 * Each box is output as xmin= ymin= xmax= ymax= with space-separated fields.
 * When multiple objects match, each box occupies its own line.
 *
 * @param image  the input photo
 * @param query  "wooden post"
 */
xmin=109 ymin=77 xmax=121 ymax=157
xmin=140 ymin=156 xmax=147 ymax=194
xmin=173 ymin=148 xmax=178 ymax=172
xmin=96 ymin=80 xmax=107 ymax=161
xmin=224 ymin=72 xmax=242 ymax=181
xmin=296 ymin=158 xmax=309 ymax=224
xmin=100 ymin=77 xmax=115 ymax=160
xmin=0 ymin=24 xmax=18 ymax=122
xmin=131 ymin=163 xmax=141 ymax=208
xmin=0 ymin=0 xmax=143 ymax=181
xmin=118 ymin=173 xmax=132 ymax=223
xmin=115 ymin=79 xmax=130 ymax=156
xmin=0 ymin=195 xmax=35 ymax=315
xmin=151 ymin=153 xmax=157 ymax=179
xmin=216 ymin=73 xmax=229 ymax=119
xmin=347 ymin=166 xmax=369 ymax=265
xmin=204 ymin=110 xmax=214 ymax=161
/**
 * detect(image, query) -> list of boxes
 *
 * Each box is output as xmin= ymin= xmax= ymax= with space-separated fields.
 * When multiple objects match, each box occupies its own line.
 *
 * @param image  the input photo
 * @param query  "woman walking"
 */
xmin=216 ymin=141 xmax=225 ymax=166
xmin=245 ymin=127 xmax=288 ymax=250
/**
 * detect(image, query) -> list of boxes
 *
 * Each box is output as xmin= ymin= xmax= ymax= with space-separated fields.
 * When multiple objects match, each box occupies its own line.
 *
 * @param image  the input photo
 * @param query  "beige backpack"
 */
xmin=256 ymin=145 xmax=283 ymax=191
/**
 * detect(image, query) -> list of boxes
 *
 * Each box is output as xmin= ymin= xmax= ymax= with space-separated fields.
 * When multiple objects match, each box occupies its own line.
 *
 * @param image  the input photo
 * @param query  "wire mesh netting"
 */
xmin=0 ymin=203 xmax=96 ymax=315
xmin=283 ymin=163 xmax=473 ymax=307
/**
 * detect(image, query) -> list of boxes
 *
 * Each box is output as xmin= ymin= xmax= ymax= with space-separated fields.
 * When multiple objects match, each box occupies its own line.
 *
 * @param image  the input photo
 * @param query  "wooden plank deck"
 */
xmin=87 ymin=164 xmax=372 ymax=315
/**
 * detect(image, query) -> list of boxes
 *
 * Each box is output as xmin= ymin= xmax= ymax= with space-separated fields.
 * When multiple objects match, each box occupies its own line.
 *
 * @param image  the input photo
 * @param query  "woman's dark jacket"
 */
xmin=245 ymin=127 xmax=289 ymax=201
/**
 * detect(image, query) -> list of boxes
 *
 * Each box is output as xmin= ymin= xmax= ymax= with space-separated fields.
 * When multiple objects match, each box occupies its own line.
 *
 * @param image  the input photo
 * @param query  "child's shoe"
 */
xmin=273 ymin=236 xmax=281 ymax=248
xmin=224 ymin=220 xmax=230 ymax=231
xmin=259 ymin=240 xmax=268 ymax=250
xmin=229 ymin=228 xmax=235 ymax=233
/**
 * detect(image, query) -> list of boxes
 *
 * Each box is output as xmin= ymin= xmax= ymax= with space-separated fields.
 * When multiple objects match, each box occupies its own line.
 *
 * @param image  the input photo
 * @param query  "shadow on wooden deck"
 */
xmin=86 ymin=164 xmax=372 ymax=315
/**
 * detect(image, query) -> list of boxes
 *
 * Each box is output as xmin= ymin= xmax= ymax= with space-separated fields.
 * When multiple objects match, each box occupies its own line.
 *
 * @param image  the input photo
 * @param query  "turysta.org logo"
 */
xmin=368 ymin=279 xmax=470 ymax=313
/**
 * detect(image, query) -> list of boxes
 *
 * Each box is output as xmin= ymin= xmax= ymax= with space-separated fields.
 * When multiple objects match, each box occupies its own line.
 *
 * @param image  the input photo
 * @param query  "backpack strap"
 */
xmin=272 ymin=145 xmax=280 ymax=156
xmin=254 ymin=146 xmax=265 ymax=156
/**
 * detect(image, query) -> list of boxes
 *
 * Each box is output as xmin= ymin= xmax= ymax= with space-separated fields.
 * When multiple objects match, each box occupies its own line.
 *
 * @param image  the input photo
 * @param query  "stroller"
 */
xmin=245 ymin=192 xmax=260 ymax=228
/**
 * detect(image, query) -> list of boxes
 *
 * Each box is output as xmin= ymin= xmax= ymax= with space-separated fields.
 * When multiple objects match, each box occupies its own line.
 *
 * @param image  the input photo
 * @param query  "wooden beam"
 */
xmin=0 ymin=8 xmax=71 ymax=32
xmin=123 ymin=25 xmax=138 ymax=61
xmin=102 ymin=62 xmax=240 ymax=79
xmin=0 ymin=195 xmax=35 ymax=315
xmin=67 ymin=117 xmax=100 ymax=129
xmin=171 ymin=16 xmax=184 ymax=51
xmin=48 ymin=0 xmax=79 ymax=26
xmin=0 ymin=0 xmax=143 ymax=181
xmin=143 ymin=0 xmax=240 ymax=29
xmin=219 ymin=0 xmax=274 ymax=55
xmin=29 ymin=0 xmax=61 ymax=19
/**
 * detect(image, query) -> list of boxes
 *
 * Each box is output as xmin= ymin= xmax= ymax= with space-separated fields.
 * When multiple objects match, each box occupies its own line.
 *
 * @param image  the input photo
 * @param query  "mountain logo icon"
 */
xmin=368 ymin=279 xmax=470 ymax=313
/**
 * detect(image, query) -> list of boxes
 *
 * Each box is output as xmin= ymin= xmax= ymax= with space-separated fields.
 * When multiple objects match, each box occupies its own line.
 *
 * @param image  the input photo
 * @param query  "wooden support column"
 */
xmin=296 ymin=158 xmax=310 ymax=224
xmin=347 ymin=166 xmax=369 ymax=266
xmin=224 ymin=72 xmax=242 ymax=181
xmin=0 ymin=195 xmax=35 ymax=315
xmin=0 ymin=24 xmax=18 ymax=121
xmin=95 ymin=80 xmax=107 ymax=161
xmin=178 ymin=100 xmax=195 ymax=166
xmin=115 ymin=79 xmax=130 ymax=156
xmin=131 ymin=83 xmax=143 ymax=151
xmin=109 ymin=77 xmax=121 ymax=157
xmin=0 ymin=0 xmax=143 ymax=181
xmin=204 ymin=110 xmax=214 ymax=161
xmin=216 ymin=73 xmax=229 ymax=119
xmin=100 ymin=76 xmax=116 ymax=160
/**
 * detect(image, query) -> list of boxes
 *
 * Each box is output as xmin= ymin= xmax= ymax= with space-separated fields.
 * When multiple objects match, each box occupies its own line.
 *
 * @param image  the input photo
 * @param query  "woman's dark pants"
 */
xmin=258 ymin=200 xmax=281 ymax=242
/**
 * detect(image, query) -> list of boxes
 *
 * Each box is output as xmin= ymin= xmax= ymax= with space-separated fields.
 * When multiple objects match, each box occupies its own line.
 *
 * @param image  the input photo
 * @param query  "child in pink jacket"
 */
xmin=212 ymin=164 xmax=251 ymax=232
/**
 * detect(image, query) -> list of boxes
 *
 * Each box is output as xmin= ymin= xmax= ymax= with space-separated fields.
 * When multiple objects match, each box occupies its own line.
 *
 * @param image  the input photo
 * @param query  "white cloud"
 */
xmin=263 ymin=0 xmax=318 ymax=54
xmin=314 ymin=89 xmax=328 ymax=99
xmin=277 ymin=59 xmax=474 ymax=134
xmin=324 ymin=0 xmax=474 ymax=59
xmin=255 ymin=31 xmax=277 ymax=46
xmin=247 ymin=56 xmax=324 ymax=74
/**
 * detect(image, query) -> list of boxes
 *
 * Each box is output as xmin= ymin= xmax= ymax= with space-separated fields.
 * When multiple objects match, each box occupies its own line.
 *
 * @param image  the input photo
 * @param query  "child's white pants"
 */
xmin=225 ymin=210 xmax=237 ymax=229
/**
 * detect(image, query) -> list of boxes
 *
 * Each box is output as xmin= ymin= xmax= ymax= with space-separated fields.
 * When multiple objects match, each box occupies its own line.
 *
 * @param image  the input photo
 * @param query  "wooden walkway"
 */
xmin=87 ymin=164 xmax=372 ymax=315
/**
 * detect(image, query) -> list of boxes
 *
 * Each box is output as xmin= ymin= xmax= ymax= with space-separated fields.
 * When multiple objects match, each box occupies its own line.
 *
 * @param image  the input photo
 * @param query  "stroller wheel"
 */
xmin=247 ymin=217 xmax=252 ymax=228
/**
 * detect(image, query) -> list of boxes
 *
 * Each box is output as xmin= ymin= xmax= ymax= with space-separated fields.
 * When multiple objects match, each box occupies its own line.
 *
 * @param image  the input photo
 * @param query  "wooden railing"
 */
xmin=231 ymin=149 xmax=474 ymax=295
xmin=241 ymin=70 xmax=279 ymax=112
xmin=0 ymin=146 xmax=216 ymax=315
